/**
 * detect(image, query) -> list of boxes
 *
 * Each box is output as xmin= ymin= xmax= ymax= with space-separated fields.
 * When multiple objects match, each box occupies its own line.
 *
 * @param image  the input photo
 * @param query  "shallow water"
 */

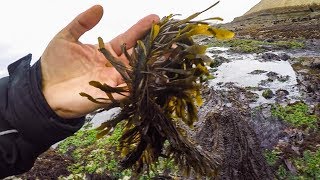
xmin=205 ymin=47 xmax=315 ymax=106
xmin=209 ymin=59 xmax=297 ymax=87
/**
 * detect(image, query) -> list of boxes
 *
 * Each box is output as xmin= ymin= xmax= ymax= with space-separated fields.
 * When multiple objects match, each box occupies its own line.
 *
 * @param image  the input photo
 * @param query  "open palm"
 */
xmin=40 ymin=5 xmax=159 ymax=119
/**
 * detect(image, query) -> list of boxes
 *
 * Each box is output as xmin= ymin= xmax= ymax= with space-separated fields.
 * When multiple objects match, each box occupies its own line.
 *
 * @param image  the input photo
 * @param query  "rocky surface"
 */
xmin=219 ymin=1 xmax=320 ymax=39
xmin=193 ymin=35 xmax=319 ymax=178
xmin=243 ymin=0 xmax=320 ymax=16
xmin=11 ymin=149 xmax=73 ymax=179
xmin=196 ymin=107 xmax=274 ymax=179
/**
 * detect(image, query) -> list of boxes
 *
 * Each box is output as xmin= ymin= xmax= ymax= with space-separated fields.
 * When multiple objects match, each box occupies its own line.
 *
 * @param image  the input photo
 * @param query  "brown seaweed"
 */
xmin=80 ymin=1 xmax=234 ymax=176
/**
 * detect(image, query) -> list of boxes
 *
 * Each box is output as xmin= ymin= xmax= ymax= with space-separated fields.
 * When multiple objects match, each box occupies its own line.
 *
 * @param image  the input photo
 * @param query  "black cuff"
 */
xmin=6 ymin=54 xmax=85 ymax=147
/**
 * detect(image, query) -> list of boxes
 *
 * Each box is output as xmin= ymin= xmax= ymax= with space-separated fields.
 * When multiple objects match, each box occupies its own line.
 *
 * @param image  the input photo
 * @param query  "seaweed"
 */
xmin=80 ymin=1 xmax=234 ymax=176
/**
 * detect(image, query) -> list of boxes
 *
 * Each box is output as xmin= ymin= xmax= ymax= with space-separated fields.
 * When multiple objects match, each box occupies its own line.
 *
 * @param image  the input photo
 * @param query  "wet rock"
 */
xmin=276 ymin=89 xmax=289 ymax=97
xmin=286 ymin=129 xmax=305 ymax=146
xmin=195 ymin=36 xmax=212 ymax=44
xmin=311 ymin=57 xmax=320 ymax=69
xmin=223 ymin=82 xmax=237 ymax=88
xmin=199 ymin=86 xmax=287 ymax=150
xmin=216 ymin=82 xmax=223 ymax=86
xmin=216 ymin=56 xmax=230 ymax=63
xmin=305 ymin=39 xmax=320 ymax=51
xmin=266 ymin=71 xmax=279 ymax=78
xmin=278 ymin=75 xmax=290 ymax=82
xmin=262 ymin=52 xmax=280 ymax=61
xmin=16 ymin=149 xmax=73 ymax=179
xmin=264 ymin=38 xmax=275 ymax=43
xmin=260 ymin=45 xmax=274 ymax=51
xmin=279 ymin=53 xmax=291 ymax=61
xmin=250 ymin=104 xmax=288 ymax=149
xmin=208 ymin=68 xmax=218 ymax=74
xmin=196 ymin=108 xmax=274 ymax=179
xmin=275 ymin=89 xmax=290 ymax=103
xmin=299 ymin=57 xmax=320 ymax=69
xmin=297 ymin=69 xmax=309 ymax=74
xmin=245 ymin=86 xmax=264 ymax=91
xmin=249 ymin=69 xmax=268 ymax=74
xmin=210 ymin=56 xmax=230 ymax=68
xmin=291 ymin=146 xmax=301 ymax=155
xmin=292 ymin=59 xmax=320 ymax=104
xmin=262 ymin=89 xmax=274 ymax=99
xmin=301 ymin=59 xmax=313 ymax=67
xmin=259 ymin=79 xmax=273 ymax=86
xmin=284 ymin=159 xmax=298 ymax=175
xmin=266 ymin=71 xmax=279 ymax=81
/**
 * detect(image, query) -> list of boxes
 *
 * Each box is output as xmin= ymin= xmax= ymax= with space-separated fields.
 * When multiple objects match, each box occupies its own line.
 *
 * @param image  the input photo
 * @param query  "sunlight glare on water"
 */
xmin=209 ymin=59 xmax=297 ymax=88
xmin=206 ymin=48 xmax=302 ymax=106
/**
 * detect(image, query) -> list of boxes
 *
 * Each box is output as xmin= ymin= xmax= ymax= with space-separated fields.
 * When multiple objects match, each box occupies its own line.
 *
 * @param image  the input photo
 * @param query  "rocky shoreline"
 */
xmin=220 ymin=4 xmax=320 ymax=39
xmin=193 ymin=36 xmax=319 ymax=179
xmin=12 ymin=7 xmax=320 ymax=178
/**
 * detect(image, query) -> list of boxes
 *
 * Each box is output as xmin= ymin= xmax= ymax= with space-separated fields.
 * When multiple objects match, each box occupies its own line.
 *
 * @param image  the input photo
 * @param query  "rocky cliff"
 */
xmin=244 ymin=0 xmax=320 ymax=16
xmin=221 ymin=0 xmax=320 ymax=39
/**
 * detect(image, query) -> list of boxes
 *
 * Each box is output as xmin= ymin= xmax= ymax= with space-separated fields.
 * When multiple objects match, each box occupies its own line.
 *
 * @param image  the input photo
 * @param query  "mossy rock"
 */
xmin=262 ymin=89 xmax=274 ymax=99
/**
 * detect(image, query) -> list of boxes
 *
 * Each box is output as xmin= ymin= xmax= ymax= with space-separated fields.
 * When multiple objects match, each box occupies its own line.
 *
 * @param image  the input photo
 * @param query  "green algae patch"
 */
xmin=271 ymin=102 xmax=319 ymax=130
xmin=208 ymin=38 xmax=304 ymax=53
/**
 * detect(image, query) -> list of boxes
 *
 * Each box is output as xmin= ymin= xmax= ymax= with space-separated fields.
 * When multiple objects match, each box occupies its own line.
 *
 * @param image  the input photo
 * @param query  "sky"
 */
xmin=0 ymin=0 xmax=260 ymax=76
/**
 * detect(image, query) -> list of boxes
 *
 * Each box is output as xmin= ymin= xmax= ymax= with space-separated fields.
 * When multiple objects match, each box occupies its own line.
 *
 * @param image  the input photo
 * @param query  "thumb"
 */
xmin=58 ymin=5 xmax=103 ymax=41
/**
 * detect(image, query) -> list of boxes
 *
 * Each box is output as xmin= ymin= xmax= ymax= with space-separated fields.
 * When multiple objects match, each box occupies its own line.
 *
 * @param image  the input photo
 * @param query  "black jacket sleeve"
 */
xmin=0 ymin=54 xmax=85 ymax=178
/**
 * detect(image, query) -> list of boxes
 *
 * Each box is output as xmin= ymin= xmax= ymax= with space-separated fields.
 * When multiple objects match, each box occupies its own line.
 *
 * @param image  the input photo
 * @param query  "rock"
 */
xmin=245 ymin=86 xmax=264 ymax=91
xmin=297 ymin=69 xmax=309 ymax=74
xmin=262 ymin=52 xmax=280 ymax=61
xmin=311 ymin=57 xmax=320 ymax=69
xmin=249 ymin=104 xmax=288 ymax=149
xmin=278 ymin=75 xmax=290 ymax=82
xmin=260 ymin=45 xmax=274 ymax=51
xmin=262 ymin=89 xmax=274 ymax=99
xmin=276 ymin=89 xmax=289 ymax=97
xmin=302 ymin=59 xmax=313 ymax=67
xmin=210 ymin=56 xmax=230 ymax=67
xmin=266 ymin=71 xmax=278 ymax=76
xmin=291 ymin=146 xmax=300 ymax=155
xmin=284 ymin=159 xmax=298 ymax=175
xmin=279 ymin=53 xmax=291 ymax=61
xmin=259 ymin=79 xmax=273 ymax=86
xmin=264 ymin=38 xmax=275 ymax=43
xmin=249 ymin=69 xmax=268 ymax=74
xmin=266 ymin=71 xmax=279 ymax=80
xmin=209 ymin=68 xmax=218 ymax=74
xmin=292 ymin=57 xmax=320 ymax=104
xmin=196 ymin=108 xmax=274 ymax=179
xmin=16 ymin=149 xmax=73 ymax=179
xmin=300 ymin=57 xmax=320 ymax=69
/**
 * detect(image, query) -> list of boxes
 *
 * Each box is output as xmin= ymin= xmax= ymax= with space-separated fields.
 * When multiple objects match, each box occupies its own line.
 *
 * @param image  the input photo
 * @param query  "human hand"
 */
xmin=40 ymin=5 xmax=159 ymax=119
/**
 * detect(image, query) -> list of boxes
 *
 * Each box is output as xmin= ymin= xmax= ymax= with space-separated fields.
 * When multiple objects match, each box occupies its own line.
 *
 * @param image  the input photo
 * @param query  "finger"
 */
xmin=58 ymin=5 xmax=103 ymax=41
xmin=110 ymin=14 xmax=160 ymax=56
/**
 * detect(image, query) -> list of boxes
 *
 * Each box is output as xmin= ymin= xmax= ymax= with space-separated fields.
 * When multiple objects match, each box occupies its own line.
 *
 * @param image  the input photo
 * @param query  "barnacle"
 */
xmin=80 ymin=1 xmax=234 ymax=176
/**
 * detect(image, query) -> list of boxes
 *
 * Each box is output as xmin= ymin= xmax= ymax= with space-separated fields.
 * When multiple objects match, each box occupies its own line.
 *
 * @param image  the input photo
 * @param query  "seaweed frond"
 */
xmin=81 ymin=1 xmax=234 ymax=177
